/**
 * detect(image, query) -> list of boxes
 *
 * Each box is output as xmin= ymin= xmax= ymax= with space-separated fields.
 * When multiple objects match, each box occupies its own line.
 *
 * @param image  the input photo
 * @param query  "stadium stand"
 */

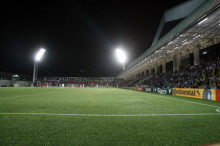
xmin=117 ymin=0 xmax=220 ymax=90
xmin=39 ymin=77 xmax=115 ymax=87
xmin=136 ymin=60 xmax=219 ymax=89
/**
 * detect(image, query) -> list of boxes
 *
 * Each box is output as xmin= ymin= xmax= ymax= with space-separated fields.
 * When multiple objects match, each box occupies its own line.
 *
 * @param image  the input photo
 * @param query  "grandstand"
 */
xmin=41 ymin=77 xmax=115 ymax=87
xmin=117 ymin=0 xmax=220 ymax=90
xmin=0 ymin=74 xmax=115 ymax=87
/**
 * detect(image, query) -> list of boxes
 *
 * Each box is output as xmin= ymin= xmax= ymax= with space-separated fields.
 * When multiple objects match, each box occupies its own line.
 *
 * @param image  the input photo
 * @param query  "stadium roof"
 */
xmin=118 ymin=0 xmax=220 ymax=77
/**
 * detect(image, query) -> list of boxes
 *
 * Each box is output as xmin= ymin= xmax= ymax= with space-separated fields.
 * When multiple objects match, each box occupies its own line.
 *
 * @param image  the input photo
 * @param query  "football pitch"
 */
xmin=0 ymin=87 xmax=220 ymax=145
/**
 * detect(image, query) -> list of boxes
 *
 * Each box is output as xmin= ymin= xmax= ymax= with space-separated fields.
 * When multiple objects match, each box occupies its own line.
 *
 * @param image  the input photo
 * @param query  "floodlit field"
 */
xmin=0 ymin=87 xmax=220 ymax=145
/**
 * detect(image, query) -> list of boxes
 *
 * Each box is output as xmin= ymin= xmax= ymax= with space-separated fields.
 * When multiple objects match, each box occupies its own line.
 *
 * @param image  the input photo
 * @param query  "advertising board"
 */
xmin=144 ymin=87 xmax=152 ymax=92
xmin=216 ymin=89 xmax=220 ymax=101
xmin=136 ymin=87 xmax=144 ymax=91
xmin=173 ymin=88 xmax=217 ymax=101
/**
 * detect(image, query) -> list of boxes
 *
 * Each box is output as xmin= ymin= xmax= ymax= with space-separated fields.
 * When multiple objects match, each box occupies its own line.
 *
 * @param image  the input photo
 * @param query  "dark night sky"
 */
xmin=0 ymin=0 xmax=188 ymax=77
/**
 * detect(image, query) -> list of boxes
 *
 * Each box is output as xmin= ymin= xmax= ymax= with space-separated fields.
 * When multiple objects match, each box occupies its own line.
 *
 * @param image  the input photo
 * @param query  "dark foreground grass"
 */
xmin=0 ymin=87 xmax=220 ymax=145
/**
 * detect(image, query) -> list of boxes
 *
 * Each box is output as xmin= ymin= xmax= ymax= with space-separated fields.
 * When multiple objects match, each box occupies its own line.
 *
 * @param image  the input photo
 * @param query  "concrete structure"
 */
xmin=0 ymin=80 xmax=32 ymax=87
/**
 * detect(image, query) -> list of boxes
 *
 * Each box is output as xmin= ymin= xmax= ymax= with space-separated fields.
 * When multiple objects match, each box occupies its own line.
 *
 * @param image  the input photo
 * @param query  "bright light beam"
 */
xmin=115 ymin=48 xmax=126 ymax=70
xmin=35 ymin=48 xmax=46 ymax=61
xmin=115 ymin=48 xmax=126 ymax=64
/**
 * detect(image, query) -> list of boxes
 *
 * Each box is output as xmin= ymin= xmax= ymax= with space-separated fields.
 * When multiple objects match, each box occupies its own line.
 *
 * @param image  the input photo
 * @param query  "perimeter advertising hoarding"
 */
xmin=216 ymin=89 xmax=220 ymax=101
xmin=136 ymin=87 xmax=144 ymax=91
xmin=144 ymin=87 xmax=152 ymax=92
xmin=173 ymin=88 xmax=217 ymax=101
xmin=203 ymin=89 xmax=216 ymax=101
xmin=144 ymin=87 xmax=172 ymax=95
xmin=153 ymin=87 xmax=173 ymax=95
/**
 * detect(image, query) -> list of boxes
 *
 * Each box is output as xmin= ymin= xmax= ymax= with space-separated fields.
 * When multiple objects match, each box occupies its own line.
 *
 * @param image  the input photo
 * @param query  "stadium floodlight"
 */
xmin=35 ymin=48 xmax=46 ymax=61
xmin=115 ymin=48 xmax=126 ymax=70
xmin=33 ymin=48 xmax=46 ymax=84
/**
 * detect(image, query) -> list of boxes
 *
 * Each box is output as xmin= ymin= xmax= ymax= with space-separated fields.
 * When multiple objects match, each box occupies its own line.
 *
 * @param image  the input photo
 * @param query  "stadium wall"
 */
xmin=0 ymin=80 xmax=32 ymax=87
xmin=0 ymin=80 xmax=11 ymax=87
xmin=122 ymin=87 xmax=220 ymax=101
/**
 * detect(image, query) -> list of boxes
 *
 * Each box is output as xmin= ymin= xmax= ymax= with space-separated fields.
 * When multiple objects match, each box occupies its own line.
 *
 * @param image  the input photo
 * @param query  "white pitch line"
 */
xmin=0 ymin=92 xmax=53 ymax=99
xmin=151 ymin=94 xmax=220 ymax=108
xmin=0 ymin=113 xmax=219 ymax=117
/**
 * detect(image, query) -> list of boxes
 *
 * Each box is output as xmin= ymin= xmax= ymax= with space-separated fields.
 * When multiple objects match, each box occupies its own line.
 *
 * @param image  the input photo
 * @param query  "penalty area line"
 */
xmin=0 ymin=113 xmax=220 ymax=117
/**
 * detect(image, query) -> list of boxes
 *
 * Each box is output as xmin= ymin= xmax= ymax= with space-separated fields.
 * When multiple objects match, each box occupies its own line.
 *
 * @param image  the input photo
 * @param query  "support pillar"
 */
xmin=154 ymin=63 xmax=158 ymax=74
xmin=149 ymin=67 xmax=152 ymax=75
xmin=193 ymin=47 xmax=200 ymax=66
xmin=162 ymin=59 xmax=166 ymax=73
xmin=176 ymin=53 xmax=181 ymax=71
xmin=173 ymin=55 xmax=177 ymax=72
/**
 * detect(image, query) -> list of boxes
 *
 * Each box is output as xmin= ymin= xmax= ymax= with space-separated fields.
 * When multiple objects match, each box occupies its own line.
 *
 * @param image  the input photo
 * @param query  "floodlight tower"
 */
xmin=33 ymin=48 xmax=46 ymax=84
xmin=115 ymin=48 xmax=126 ymax=70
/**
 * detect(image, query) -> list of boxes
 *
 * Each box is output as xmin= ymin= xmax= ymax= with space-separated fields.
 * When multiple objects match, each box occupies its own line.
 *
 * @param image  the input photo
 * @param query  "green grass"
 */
xmin=0 ymin=87 xmax=220 ymax=145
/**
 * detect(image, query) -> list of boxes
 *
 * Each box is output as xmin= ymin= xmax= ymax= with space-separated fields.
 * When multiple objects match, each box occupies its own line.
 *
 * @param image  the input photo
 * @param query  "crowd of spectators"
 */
xmin=120 ymin=60 xmax=220 ymax=89
xmin=42 ymin=80 xmax=114 ymax=87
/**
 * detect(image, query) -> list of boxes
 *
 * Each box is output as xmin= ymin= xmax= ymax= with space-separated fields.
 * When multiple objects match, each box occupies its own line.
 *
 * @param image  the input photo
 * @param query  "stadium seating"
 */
xmin=119 ymin=60 xmax=220 ymax=89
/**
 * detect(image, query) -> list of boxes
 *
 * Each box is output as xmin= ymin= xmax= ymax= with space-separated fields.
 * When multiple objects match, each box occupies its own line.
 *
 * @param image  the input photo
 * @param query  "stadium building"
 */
xmin=117 ymin=0 xmax=220 ymax=83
